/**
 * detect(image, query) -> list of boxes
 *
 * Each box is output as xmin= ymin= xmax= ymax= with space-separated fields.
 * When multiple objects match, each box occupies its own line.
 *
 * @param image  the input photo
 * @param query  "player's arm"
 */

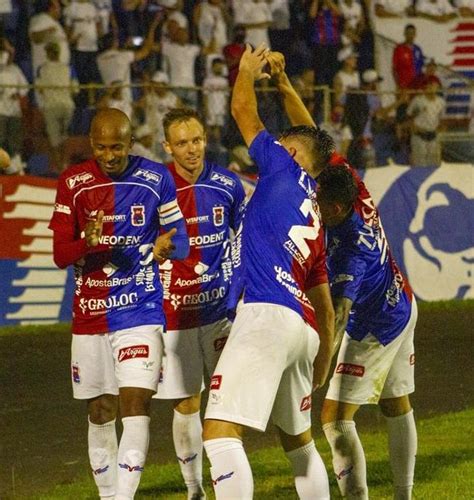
xmin=134 ymin=12 xmax=163 ymax=62
xmin=307 ymin=283 xmax=335 ymax=391
xmin=332 ymin=295 xmax=353 ymax=351
xmin=231 ymin=44 xmax=269 ymax=147
xmin=266 ymin=51 xmax=316 ymax=127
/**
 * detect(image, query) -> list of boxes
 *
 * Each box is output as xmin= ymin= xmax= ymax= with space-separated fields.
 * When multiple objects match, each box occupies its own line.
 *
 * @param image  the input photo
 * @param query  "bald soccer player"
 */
xmin=49 ymin=108 xmax=189 ymax=500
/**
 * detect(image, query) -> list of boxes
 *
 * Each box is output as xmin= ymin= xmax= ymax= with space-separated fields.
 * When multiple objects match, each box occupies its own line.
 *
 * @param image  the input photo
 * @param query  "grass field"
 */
xmin=1 ymin=300 xmax=473 ymax=498
xmin=33 ymin=409 xmax=474 ymax=499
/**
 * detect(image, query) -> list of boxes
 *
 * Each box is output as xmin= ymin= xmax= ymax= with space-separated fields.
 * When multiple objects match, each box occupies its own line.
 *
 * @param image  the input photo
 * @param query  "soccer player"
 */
xmin=153 ymin=107 xmax=246 ymax=499
xmin=202 ymin=44 xmax=335 ymax=499
xmin=48 ymin=108 xmax=189 ymax=500
xmin=317 ymin=165 xmax=417 ymax=500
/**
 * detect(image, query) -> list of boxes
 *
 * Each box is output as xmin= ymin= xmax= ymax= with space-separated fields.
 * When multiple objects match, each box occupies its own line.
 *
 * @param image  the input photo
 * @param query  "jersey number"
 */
xmin=287 ymin=199 xmax=321 ymax=259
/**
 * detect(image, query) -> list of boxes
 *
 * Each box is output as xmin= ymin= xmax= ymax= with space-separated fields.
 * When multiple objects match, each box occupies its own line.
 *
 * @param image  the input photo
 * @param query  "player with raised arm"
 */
xmin=202 ymin=44 xmax=335 ymax=499
xmin=317 ymin=165 xmax=417 ymax=500
xmin=48 ymin=108 xmax=189 ymax=500
xmin=153 ymin=108 xmax=246 ymax=500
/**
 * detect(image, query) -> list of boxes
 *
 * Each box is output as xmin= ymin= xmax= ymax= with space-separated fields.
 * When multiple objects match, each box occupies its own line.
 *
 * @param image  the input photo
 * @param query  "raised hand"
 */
xmin=85 ymin=210 xmax=104 ymax=247
xmin=153 ymin=227 xmax=177 ymax=264
xmin=266 ymin=51 xmax=286 ymax=80
xmin=238 ymin=43 xmax=271 ymax=81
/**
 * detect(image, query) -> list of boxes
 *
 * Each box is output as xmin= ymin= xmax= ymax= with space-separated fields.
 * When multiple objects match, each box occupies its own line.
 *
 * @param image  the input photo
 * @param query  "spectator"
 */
xmin=117 ymin=0 xmax=146 ymax=44
xmin=36 ymin=41 xmax=77 ymax=170
xmin=268 ymin=0 xmax=292 ymax=58
xmin=96 ymin=12 xmax=162 ymax=104
xmin=130 ymin=122 xmax=161 ymax=161
xmin=161 ymin=0 xmax=189 ymax=43
xmin=455 ymin=0 xmax=474 ymax=17
xmin=334 ymin=47 xmax=360 ymax=104
xmin=307 ymin=0 xmax=343 ymax=88
xmin=223 ymin=24 xmax=246 ymax=86
xmin=0 ymin=39 xmax=28 ymax=162
xmin=232 ymin=0 xmax=273 ymax=48
xmin=193 ymin=0 xmax=229 ymax=53
xmin=202 ymin=57 xmax=229 ymax=146
xmin=339 ymin=0 xmax=364 ymax=35
xmin=63 ymin=0 xmax=101 ymax=87
xmin=161 ymin=26 xmax=211 ymax=108
xmin=320 ymin=103 xmax=353 ymax=157
xmin=29 ymin=0 xmax=70 ymax=78
xmin=291 ymin=67 xmax=316 ymax=117
xmin=374 ymin=0 xmax=415 ymax=18
xmin=392 ymin=24 xmax=424 ymax=89
xmin=93 ymin=0 xmax=118 ymax=37
xmin=96 ymin=80 xmax=133 ymax=121
xmin=407 ymin=79 xmax=445 ymax=166
xmin=412 ymin=58 xmax=442 ymax=89
xmin=137 ymin=69 xmax=181 ymax=158
xmin=416 ymin=0 xmax=458 ymax=22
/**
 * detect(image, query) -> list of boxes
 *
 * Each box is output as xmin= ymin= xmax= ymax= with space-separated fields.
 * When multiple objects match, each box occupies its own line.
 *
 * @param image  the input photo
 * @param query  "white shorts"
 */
xmin=154 ymin=318 xmax=231 ymax=400
xmin=71 ymin=325 xmax=164 ymax=400
xmin=326 ymin=300 xmax=417 ymax=406
xmin=204 ymin=303 xmax=320 ymax=435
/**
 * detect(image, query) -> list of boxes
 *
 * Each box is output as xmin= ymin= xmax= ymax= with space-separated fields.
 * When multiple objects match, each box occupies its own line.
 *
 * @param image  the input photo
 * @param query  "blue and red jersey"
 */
xmin=229 ymin=130 xmax=328 ymax=331
xmin=393 ymin=43 xmax=424 ymax=88
xmin=49 ymin=156 xmax=186 ymax=334
xmin=325 ymin=209 xmax=413 ymax=346
xmin=311 ymin=7 xmax=342 ymax=46
xmin=161 ymin=161 xmax=246 ymax=330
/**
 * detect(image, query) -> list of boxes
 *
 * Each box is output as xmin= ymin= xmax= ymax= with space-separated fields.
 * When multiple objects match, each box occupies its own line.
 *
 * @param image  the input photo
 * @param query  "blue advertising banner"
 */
xmin=0 ymin=164 xmax=472 ymax=326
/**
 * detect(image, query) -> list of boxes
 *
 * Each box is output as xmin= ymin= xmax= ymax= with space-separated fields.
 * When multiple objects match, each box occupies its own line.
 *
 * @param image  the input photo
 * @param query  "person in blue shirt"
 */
xmin=201 ymin=44 xmax=335 ymax=499
xmin=317 ymin=165 xmax=418 ymax=500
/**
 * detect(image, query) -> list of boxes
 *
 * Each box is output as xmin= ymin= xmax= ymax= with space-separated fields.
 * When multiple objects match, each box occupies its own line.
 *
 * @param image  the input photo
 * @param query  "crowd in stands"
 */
xmin=0 ymin=0 xmax=473 ymax=175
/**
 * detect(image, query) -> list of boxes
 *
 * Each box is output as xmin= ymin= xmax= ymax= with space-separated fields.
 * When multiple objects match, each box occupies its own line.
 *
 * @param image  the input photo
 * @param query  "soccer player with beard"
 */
xmin=49 ymin=108 xmax=189 ymax=500
xmin=152 ymin=108 xmax=245 ymax=499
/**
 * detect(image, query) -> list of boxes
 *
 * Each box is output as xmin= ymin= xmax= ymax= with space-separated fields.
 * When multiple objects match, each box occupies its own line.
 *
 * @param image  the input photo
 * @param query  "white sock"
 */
xmin=385 ymin=410 xmax=417 ymax=500
xmin=285 ymin=441 xmax=330 ymax=499
xmin=173 ymin=409 xmax=205 ymax=498
xmin=203 ymin=437 xmax=253 ymax=499
xmin=323 ymin=420 xmax=368 ymax=499
xmin=116 ymin=415 xmax=150 ymax=500
xmin=88 ymin=417 xmax=118 ymax=498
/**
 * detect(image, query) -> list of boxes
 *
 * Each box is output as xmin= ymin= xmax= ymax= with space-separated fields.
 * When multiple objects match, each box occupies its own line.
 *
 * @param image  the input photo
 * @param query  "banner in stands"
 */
xmin=0 ymin=164 xmax=472 ymax=326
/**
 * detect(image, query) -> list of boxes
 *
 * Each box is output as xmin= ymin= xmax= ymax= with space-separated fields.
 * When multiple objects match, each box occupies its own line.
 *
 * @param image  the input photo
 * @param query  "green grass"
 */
xmin=36 ymin=408 xmax=474 ymax=499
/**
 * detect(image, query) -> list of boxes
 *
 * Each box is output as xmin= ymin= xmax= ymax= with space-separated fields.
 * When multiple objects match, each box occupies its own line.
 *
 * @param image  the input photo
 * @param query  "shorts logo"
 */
xmin=210 ymin=374 xmax=222 ymax=390
xmin=214 ymin=336 xmax=228 ymax=352
xmin=72 ymin=364 xmax=81 ymax=384
xmin=213 ymin=206 xmax=224 ymax=226
xmin=66 ymin=172 xmax=94 ymax=189
xmin=300 ymin=395 xmax=312 ymax=411
xmin=118 ymin=345 xmax=149 ymax=362
xmin=336 ymin=363 xmax=365 ymax=377
xmin=131 ymin=205 xmax=145 ymax=226
xmin=212 ymin=471 xmax=234 ymax=485
xmin=409 ymin=353 xmax=415 ymax=365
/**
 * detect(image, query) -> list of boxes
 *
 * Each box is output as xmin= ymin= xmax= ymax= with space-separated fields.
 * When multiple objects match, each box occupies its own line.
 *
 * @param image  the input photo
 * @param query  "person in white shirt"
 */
xmin=374 ymin=0 xmax=414 ymax=17
xmin=29 ymin=0 xmax=70 ymax=77
xmin=455 ymin=0 xmax=474 ymax=16
xmin=202 ymin=57 xmax=229 ymax=146
xmin=232 ymin=0 xmax=273 ymax=48
xmin=96 ymin=80 xmax=133 ymax=121
xmin=0 ymin=42 xmax=28 ymax=161
xmin=94 ymin=0 xmax=118 ymax=36
xmin=194 ymin=0 xmax=229 ymax=53
xmin=321 ymin=102 xmax=353 ymax=157
xmin=407 ymin=79 xmax=445 ymax=166
xmin=340 ymin=0 xmax=364 ymax=31
xmin=130 ymin=122 xmax=162 ymax=161
xmin=334 ymin=47 xmax=360 ymax=104
xmin=64 ymin=0 xmax=101 ymax=87
xmin=96 ymin=12 xmax=162 ymax=104
xmin=416 ymin=0 xmax=458 ymax=22
xmin=36 ymin=41 xmax=78 ymax=170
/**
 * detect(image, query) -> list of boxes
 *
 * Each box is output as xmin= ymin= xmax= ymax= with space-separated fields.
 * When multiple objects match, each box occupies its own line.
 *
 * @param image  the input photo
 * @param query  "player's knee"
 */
xmin=119 ymin=388 xmax=154 ymax=417
xmin=88 ymin=394 xmax=118 ymax=424
xmin=203 ymin=418 xmax=243 ymax=441
xmin=379 ymin=395 xmax=412 ymax=417
xmin=278 ymin=426 xmax=312 ymax=452
xmin=174 ymin=393 xmax=201 ymax=414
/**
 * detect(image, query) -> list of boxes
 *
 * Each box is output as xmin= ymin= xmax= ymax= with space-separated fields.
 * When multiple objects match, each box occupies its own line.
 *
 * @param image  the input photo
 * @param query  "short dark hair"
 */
xmin=163 ymin=108 xmax=205 ymax=140
xmin=279 ymin=125 xmax=335 ymax=165
xmin=317 ymin=164 xmax=358 ymax=210
xmin=405 ymin=24 xmax=416 ymax=31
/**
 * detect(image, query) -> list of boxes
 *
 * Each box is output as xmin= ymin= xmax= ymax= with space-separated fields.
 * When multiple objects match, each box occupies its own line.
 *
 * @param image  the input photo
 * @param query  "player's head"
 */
xmin=317 ymin=164 xmax=358 ymax=227
xmin=404 ymin=24 xmax=416 ymax=44
xmin=162 ymin=108 xmax=207 ymax=178
xmin=89 ymin=108 xmax=134 ymax=177
xmin=279 ymin=125 xmax=335 ymax=178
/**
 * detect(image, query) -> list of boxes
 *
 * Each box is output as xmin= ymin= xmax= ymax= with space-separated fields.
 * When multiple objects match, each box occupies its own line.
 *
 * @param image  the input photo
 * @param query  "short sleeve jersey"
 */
xmin=48 ymin=156 xmax=184 ymax=334
xmin=161 ymin=162 xmax=246 ymax=330
xmin=230 ymin=130 xmax=328 ymax=331
xmin=326 ymin=210 xmax=413 ymax=345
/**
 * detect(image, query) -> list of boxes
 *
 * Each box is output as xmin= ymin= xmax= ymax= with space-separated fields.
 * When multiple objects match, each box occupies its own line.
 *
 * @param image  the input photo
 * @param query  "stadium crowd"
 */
xmin=0 ymin=0 xmax=471 ymax=175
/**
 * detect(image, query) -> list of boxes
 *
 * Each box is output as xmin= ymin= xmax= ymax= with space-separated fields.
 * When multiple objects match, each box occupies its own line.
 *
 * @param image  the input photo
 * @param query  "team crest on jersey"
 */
xmin=72 ymin=363 xmax=81 ymax=384
xmin=131 ymin=205 xmax=145 ymax=226
xmin=213 ymin=206 xmax=224 ymax=226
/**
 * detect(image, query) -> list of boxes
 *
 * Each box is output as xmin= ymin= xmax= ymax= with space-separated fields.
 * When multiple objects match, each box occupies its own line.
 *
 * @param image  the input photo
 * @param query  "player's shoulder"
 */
xmin=128 ymin=155 xmax=172 ymax=186
xmin=59 ymin=159 xmax=98 ymax=191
